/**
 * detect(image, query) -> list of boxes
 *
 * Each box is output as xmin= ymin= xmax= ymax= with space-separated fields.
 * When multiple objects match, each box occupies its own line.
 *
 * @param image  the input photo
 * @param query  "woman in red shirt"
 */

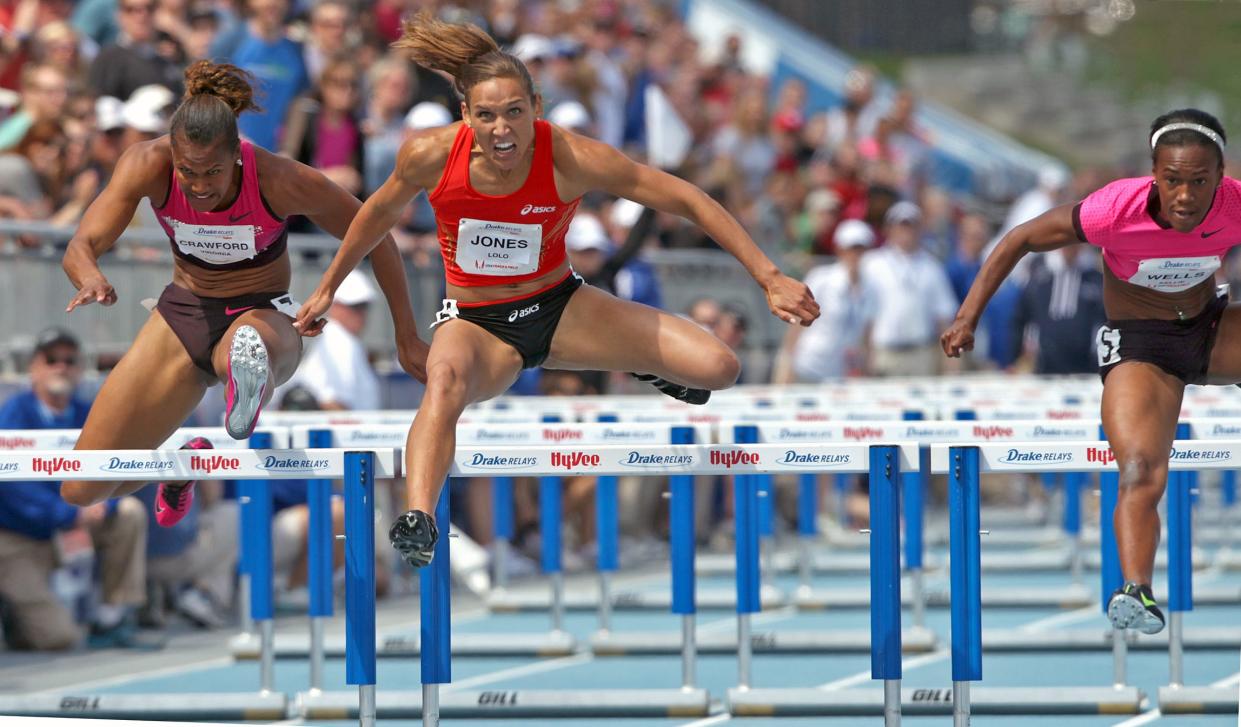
xmin=297 ymin=14 xmax=819 ymax=567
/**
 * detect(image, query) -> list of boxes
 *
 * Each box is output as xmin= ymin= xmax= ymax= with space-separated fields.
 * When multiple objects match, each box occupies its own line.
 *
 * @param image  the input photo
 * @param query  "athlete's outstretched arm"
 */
xmin=264 ymin=151 xmax=428 ymax=379
xmin=556 ymin=132 xmax=820 ymax=327
xmin=62 ymin=143 xmax=160 ymax=311
xmin=941 ymin=203 xmax=1082 ymax=357
xmin=293 ymin=131 xmax=446 ymax=338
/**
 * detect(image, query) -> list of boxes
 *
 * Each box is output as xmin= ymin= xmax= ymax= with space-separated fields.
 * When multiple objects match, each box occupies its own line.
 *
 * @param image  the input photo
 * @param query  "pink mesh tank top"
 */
xmin=1074 ymin=176 xmax=1241 ymax=293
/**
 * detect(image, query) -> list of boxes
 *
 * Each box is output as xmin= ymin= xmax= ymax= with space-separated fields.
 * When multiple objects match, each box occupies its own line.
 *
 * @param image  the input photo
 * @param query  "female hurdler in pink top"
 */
xmin=1075 ymin=175 xmax=1241 ymax=293
xmin=942 ymin=109 xmax=1241 ymax=638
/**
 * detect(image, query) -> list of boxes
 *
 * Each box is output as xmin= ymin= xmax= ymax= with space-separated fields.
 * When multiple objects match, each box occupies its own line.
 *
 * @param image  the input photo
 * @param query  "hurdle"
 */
xmin=480 ymin=418 xmax=790 ymax=615
xmin=0 ymin=425 xmax=294 ymax=644
xmin=728 ymin=441 xmax=931 ymax=721
xmin=301 ymin=439 xmax=919 ymax=724
xmin=730 ymin=418 xmax=1096 ymax=610
xmin=973 ymin=422 xmax=1241 ymax=654
xmin=926 ymin=437 xmax=1241 ymax=721
xmin=0 ymin=444 xmax=398 ymax=723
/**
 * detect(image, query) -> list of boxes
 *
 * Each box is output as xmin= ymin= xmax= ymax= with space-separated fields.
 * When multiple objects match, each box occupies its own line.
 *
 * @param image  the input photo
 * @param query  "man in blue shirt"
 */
xmin=227 ymin=0 xmax=309 ymax=150
xmin=0 ymin=329 xmax=150 ymax=650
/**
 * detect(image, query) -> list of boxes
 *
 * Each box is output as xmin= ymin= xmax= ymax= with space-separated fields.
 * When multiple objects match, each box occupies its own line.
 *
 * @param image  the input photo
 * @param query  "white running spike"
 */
xmin=225 ymin=325 xmax=268 ymax=440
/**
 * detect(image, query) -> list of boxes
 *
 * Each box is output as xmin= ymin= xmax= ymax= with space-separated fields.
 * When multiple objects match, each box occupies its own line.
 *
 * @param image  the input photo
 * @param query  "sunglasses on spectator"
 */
xmin=42 ymin=354 xmax=79 ymax=366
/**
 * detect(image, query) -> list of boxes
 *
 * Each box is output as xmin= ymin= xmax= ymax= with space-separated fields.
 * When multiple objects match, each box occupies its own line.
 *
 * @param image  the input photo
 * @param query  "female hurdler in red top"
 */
xmin=58 ymin=62 xmax=422 ymax=526
xmin=296 ymin=13 xmax=820 ymax=568
xmin=942 ymin=108 xmax=1241 ymax=635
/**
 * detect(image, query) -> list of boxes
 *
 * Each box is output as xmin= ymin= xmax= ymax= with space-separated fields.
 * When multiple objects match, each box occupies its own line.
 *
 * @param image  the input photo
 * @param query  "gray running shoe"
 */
xmin=224 ymin=325 xmax=268 ymax=440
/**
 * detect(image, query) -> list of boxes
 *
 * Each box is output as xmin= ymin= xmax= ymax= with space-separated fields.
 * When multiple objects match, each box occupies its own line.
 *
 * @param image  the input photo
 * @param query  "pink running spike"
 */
xmin=154 ymin=437 xmax=213 ymax=528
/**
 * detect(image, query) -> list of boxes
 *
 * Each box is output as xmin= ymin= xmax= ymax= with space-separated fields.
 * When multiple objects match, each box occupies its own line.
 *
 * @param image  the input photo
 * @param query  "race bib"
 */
xmin=1128 ymin=256 xmax=1220 ymax=292
xmin=168 ymin=219 xmax=258 ymax=265
xmin=454 ymin=218 xmax=542 ymax=276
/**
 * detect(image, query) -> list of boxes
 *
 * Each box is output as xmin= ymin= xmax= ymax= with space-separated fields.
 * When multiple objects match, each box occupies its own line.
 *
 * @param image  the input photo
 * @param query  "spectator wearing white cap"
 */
xmin=548 ymin=100 xmax=593 ymax=137
xmin=283 ymin=270 xmax=380 ymax=410
xmin=565 ymin=212 xmax=612 ymax=280
xmin=603 ymin=198 xmax=663 ymax=310
xmin=404 ymin=101 xmax=452 ymax=132
xmin=776 ymin=219 xmax=880 ymax=382
xmin=393 ymin=101 xmax=454 ymax=239
xmin=863 ymin=201 xmax=958 ymax=377
xmin=120 ymin=83 xmax=175 ymax=145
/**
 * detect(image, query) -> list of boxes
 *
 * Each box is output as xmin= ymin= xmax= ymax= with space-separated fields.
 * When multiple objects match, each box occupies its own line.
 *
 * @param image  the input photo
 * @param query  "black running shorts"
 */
xmin=432 ymin=273 xmax=584 ymax=369
xmin=1096 ymin=294 xmax=1228 ymax=385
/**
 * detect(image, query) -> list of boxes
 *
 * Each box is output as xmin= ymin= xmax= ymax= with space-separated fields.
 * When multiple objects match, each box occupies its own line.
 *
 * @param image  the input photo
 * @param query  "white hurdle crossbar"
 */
xmin=0 ymin=447 xmax=398 ymax=725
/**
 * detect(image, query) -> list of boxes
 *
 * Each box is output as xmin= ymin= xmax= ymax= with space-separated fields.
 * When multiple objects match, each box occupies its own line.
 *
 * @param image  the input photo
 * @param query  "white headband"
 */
xmin=1150 ymin=122 xmax=1226 ymax=152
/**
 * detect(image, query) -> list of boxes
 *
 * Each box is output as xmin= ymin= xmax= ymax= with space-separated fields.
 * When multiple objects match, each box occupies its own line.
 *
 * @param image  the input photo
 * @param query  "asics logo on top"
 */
xmin=507 ymin=303 xmax=540 ymax=322
xmin=520 ymin=204 xmax=557 ymax=215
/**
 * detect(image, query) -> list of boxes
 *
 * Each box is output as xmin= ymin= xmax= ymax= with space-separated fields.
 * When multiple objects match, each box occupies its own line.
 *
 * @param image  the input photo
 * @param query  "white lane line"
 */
xmin=28 ymin=655 xmax=237 ymax=694
xmin=677 ymin=713 xmax=733 ymax=727
xmin=444 ymin=653 xmax=595 ymax=691
xmin=24 ymin=601 xmax=494 ymax=695
xmin=816 ymin=649 xmax=951 ymax=691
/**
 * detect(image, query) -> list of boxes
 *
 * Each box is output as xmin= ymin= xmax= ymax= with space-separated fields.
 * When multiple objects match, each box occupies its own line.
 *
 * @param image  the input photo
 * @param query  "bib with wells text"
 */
xmin=1128 ymin=255 xmax=1221 ymax=293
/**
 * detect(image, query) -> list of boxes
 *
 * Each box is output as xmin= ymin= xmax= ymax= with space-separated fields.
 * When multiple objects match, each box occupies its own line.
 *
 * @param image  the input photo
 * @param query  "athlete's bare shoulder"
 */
xmin=111 ymin=136 xmax=174 ymax=200
xmin=546 ymin=122 xmax=623 ymax=199
xmin=397 ymin=122 xmax=460 ymax=190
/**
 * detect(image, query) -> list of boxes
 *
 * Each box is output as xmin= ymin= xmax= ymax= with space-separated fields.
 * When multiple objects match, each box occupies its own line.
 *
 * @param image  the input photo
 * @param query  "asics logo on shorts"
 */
xmin=507 ymin=303 xmax=540 ymax=322
xmin=520 ymin=204 xmax=556 ymax=215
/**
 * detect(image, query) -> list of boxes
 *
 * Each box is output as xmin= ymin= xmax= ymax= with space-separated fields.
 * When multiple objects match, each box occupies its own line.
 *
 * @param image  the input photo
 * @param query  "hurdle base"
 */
xmin=0 ymin=692 xmax=288 ymax=721
xmin=591 ymin=626 xmax=937 ymax=655
xmin=298 ymin=688 xmax=710 ymax=718
xmin=984 ymin=626 xmax=1241 ymax=651
xmin=232 ymin=630 xmax=577 ymax=659
xmin=1158 ymin=685 xmax=1240 ymax=714
xmin=487 ymin=586 xmax=785 ymax=612
xmin=727 ymin=686 xmax=1143 ymax=716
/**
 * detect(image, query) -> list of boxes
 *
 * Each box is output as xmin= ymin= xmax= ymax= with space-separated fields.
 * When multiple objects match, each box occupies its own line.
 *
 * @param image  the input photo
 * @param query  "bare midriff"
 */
xmin=1102 ymin=264 xmax=1217 ymax=321
xmin=445 ymin=259 xmax=572 ymax=304
xmin=171 ymin=252 xmax=292 ymax=298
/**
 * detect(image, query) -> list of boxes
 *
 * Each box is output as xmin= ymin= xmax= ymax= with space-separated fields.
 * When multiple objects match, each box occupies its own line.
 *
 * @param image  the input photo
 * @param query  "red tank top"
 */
xmin=428 ymin=119 xmax=580 ymax=286
xmin=154 ymin=140 xmax=289 ymax=271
